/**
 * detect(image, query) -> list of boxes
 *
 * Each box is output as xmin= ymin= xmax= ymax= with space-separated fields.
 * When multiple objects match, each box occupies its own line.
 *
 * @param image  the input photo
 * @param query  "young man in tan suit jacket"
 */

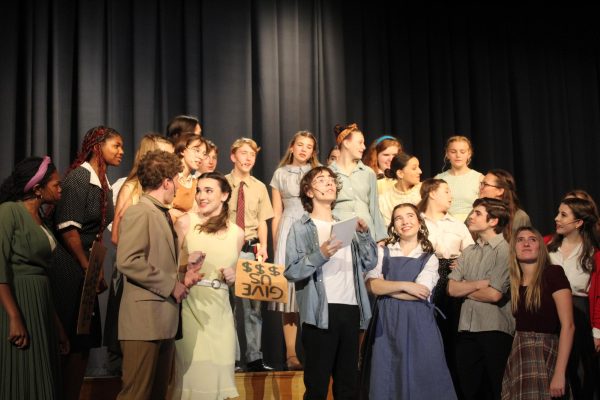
xmin=116 ymin=150 xmax=202 ymax=400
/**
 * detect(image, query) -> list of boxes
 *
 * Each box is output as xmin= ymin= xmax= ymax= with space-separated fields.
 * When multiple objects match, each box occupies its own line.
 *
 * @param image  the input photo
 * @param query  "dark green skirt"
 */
xmin=0 ymin=274 xmax=61 ymax=399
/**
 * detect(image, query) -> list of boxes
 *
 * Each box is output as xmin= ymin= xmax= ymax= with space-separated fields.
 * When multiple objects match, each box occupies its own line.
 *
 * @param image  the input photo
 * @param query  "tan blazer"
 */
xmin=116 ymin=194 xmax=179 ymax=341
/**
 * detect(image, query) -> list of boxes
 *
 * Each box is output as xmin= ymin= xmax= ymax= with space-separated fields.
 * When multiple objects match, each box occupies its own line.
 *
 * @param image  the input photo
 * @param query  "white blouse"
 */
xmin=422 ymin=213 xmax=474 ymax=259
xmin=366 ymin=243 xmax=439 ymax=292
xmin=549 ymin=243 xmax=590 ymax=297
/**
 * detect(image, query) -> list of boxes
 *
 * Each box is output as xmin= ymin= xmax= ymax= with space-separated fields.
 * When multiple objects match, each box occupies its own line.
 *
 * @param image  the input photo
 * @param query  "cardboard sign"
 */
xmin=235 ymin=259 xmax=288 ymax=303
xmin=77 ymin=241 xmax=107 ymax=334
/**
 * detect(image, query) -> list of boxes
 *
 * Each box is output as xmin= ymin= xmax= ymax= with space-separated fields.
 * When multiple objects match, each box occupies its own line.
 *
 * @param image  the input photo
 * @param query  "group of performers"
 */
xmin=1 ymin=117 xmax=599 ymax=400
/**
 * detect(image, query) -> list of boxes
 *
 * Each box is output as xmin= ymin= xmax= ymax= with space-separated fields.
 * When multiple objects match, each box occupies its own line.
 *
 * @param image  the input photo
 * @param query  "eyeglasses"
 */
xmin=187 ymin=146 xmax=208 ymax=158
xmin=312 ymin=176 xmax=336 ymax=185
xmin=479 ymin=181 xmax=501 ymax=189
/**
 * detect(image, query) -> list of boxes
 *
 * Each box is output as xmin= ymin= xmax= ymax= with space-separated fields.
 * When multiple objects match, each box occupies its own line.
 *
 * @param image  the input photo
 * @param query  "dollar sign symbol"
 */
xmin=242 ymin=261 xmax=252 ymax=273
xmin=255 ymin=264 xmax=264 ymax=274
xmin=269 ymin=266 xmax=280 ymax=276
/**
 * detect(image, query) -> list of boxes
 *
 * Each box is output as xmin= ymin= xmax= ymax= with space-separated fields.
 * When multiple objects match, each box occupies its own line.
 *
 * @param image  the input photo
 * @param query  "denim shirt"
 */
xmin=284 ymin=213 xmax=378 ymax=329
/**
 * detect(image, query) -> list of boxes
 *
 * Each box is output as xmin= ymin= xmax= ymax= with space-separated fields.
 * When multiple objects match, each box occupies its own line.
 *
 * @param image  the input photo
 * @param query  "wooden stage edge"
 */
xmin=81 ymin=371 xmax=334 ymax=400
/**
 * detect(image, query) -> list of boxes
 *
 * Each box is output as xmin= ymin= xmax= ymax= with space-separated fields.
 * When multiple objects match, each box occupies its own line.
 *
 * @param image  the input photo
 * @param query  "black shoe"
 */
xmin=246 ymin=359 xmax=274 ymax=372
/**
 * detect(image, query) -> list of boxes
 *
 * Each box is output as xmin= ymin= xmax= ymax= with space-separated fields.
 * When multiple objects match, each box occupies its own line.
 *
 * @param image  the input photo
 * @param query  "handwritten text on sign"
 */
xmin=235 ymin=259 xmax=288 ymax=303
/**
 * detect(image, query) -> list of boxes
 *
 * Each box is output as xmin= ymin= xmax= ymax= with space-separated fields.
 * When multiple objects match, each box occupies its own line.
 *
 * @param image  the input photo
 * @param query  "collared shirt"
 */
xmin=422 ymin=213 xmax=474 ymax=259
xmin=226 ymin=171 xmax=274 ymax=240
xmin=56 ymin=162 xmax=112 ymax=231
xmin=144 ymin=194 xmax=178 ymax=260
xmin=81 ymin=161 xmax=112 ymax=190
xmin=448 ymin=234 xmax=515 ymax=335
xmin=549 ymin=243 xmax=591 ymax=297
xmin=329 ymin=161 xmax=387 ymax=241
xmin=366 ymin=243 xmax=439 ymax=293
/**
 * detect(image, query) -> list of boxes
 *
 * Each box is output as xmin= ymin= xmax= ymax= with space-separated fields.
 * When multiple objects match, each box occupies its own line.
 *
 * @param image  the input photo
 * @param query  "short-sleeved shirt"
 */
xmin=226 ymin=171 xmax=274 ymax=240
xmin=434 ymin=169 xmax=482 ymax=221
xmin=515 ymin=264 xmax=571 ymax=334
xmin=448 ymin=233 xmax=515 ymax=334
xmin=54 ymin=162 xmax=114 ymax=246
xmin=366 ymin=243 xmax=439 ymax=299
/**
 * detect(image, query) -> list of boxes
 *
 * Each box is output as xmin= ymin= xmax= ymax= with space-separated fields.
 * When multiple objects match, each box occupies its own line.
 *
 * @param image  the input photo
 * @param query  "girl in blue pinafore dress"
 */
xmin=365 ymin=203 xmax=457 ymax=400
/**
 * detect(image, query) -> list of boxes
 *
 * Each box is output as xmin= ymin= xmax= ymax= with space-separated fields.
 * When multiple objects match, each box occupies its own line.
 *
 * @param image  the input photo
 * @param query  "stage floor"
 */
xmin=81 ymin=371 xmax=334 ymax=399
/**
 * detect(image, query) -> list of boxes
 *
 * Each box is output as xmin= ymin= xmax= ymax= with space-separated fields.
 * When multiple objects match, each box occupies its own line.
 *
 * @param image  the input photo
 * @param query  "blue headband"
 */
xmin=375 ymin=135 xmax=397 ymax=145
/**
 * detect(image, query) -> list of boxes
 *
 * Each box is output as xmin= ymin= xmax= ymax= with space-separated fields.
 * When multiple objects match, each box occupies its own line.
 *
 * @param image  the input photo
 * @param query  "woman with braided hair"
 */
xmin=50 ymin=126 xmax=123 ymax=400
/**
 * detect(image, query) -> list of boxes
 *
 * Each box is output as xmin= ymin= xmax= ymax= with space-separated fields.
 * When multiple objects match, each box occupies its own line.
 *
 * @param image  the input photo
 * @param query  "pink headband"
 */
xmin=24 ymin=156 xmax=52 ymax=193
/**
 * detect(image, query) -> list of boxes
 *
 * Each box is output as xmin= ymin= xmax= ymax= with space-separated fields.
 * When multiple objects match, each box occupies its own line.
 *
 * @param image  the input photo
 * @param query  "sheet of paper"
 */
xmin=330 ymin=217 xmax=358 ymax=247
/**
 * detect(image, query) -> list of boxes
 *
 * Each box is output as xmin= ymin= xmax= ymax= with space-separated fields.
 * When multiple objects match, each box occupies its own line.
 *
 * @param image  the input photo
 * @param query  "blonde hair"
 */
xmin=125 ymin=134 xmax=175 ymax=198
xmin=230 ymin=137 xmax=261 ymax=154
xmin=509 ymin=226 xmax=549 ymax=314
xmin=442 ymin=135 xmax=474 ymax=171
xmin=277 ymin=130 xmax=320 ymax=168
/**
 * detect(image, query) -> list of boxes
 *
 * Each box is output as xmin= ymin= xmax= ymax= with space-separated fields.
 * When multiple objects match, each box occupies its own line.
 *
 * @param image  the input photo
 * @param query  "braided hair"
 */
xmin=67 ymin=126 xmax=122 ymax=238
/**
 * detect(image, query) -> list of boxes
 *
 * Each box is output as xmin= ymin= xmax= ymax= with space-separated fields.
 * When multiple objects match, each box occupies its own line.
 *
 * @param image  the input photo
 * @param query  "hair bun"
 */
xmin=333 ymin=124 xmax=346 ymax=137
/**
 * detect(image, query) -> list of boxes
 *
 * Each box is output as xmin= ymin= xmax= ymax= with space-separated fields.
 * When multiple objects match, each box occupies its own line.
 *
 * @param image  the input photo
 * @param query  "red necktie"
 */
xmin=236 ymin=182 xmax=245 ymax=230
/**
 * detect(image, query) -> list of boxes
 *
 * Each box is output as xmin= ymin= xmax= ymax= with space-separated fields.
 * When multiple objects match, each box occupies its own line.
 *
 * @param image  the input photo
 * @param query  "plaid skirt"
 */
xmin=501 ymin=331 xmax=570 ymax=399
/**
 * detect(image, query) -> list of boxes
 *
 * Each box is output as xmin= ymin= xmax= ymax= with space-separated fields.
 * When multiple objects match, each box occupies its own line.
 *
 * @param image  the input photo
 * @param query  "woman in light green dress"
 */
xmin=0 ymin=156 xmax=69 ymax=399
xmin=172 ymin=172 xmax=244 ymax=400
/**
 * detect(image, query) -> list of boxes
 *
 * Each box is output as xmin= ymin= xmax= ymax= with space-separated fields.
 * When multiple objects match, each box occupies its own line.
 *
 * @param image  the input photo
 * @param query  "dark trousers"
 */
xmin=302 ymin=304 xmax=360 ymax=400
xmin=569 ymin=296 xmax=600 ymax=400
xmin=455 ymin=331 xmax=513 ymax=400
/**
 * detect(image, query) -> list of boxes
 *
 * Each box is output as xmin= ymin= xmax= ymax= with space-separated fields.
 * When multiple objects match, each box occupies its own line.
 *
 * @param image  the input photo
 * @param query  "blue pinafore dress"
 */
xmin=369 ymin=247 xmax=457 ymax=400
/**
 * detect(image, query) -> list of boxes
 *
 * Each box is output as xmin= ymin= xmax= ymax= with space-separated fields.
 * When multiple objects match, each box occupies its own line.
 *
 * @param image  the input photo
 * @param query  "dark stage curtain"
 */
xmin=2 ymin=0 xmax=600 ymax=372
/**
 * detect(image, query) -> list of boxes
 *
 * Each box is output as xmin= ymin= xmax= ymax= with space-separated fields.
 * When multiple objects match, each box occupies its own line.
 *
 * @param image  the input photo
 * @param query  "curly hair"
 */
xmin=385 ymin=203 xmax=434 ymax=253
xmin=299 ymin=166 xmax=341 ymax=213
xmin=137 ymin=150 xmax=183 ymax=191
xmin=124 ymin=134 xmax=174 ymax=199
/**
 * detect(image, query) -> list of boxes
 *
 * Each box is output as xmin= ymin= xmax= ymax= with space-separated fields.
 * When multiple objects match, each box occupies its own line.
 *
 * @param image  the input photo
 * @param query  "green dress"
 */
xmin=0 ymin=202 xmax=61 ymax=399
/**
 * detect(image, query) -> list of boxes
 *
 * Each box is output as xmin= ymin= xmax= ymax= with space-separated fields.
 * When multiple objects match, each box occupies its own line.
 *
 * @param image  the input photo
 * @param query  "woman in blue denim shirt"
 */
xmin=284 ymin=166 xmax=377 ymax=400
